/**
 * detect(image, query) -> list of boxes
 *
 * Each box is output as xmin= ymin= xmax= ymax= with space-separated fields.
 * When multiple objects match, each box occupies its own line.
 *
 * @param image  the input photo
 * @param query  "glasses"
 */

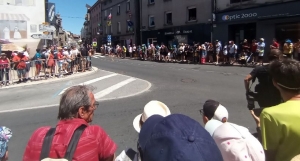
xmin=92 ymin=101 xmax=99 ymax=109
xmin=199 ymin=109 xmax=204 ymax=116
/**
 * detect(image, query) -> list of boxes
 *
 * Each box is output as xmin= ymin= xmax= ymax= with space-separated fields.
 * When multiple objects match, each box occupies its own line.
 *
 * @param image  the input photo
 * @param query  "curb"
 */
xmin=0 ymin=67 xmax=99 ymax=90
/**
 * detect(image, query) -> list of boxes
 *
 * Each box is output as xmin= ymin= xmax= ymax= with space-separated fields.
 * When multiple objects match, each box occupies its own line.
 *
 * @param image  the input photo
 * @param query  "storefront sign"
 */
xmin=165 ymin=32 xmax=174 ymax=35
xmin=183 ymin=30 xmax=193 ymax=34
xmin=222 ymin=13 xmax=257 ymax=21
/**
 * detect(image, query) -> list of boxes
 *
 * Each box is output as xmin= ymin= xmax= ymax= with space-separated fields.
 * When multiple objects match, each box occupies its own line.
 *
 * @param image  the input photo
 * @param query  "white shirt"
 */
xmin=23 ymin=51 xmax=30 ymax=64
xmin=71 ymin=49 xmax=79 ymax=57
xmin=229 ymin=44 xmax=237 ymax=54
xmin=133 ymin=46 xmax=136 ymax=51
xmin=129 ymin=47 xmax=133 ymax=52
xmin=223 ymin=45 xmax=228 ymax=55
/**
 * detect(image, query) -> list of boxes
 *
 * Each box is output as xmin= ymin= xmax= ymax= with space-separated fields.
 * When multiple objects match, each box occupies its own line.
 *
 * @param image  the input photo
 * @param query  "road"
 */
xmin=0 ymin=56 xmax=255 ymax=160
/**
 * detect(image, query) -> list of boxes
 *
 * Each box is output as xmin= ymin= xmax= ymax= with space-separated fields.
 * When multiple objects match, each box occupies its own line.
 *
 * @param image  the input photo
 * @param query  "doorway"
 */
xmin=228 ymin=23 xmax=256 ymax=44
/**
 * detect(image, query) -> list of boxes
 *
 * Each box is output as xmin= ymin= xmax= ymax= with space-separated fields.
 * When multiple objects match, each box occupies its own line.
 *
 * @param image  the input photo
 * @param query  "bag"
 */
xmin=40 ymin=125 xmax=87 ymax=161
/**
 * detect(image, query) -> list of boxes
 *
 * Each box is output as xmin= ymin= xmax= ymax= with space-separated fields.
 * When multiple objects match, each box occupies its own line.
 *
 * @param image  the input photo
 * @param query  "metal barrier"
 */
xmin=0 ymin=56 xmax=93 ymax=87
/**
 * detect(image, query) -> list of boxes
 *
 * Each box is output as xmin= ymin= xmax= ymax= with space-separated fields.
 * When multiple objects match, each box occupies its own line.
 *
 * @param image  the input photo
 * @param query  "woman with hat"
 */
xmin=0 ymin=53 xmax=10 ymax=86
xmin=283 ymin=39 xmax=293 ymax=59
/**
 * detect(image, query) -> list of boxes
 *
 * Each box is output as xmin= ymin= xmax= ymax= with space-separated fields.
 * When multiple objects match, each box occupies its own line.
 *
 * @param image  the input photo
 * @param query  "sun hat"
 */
xmin=138 ymin=114 xmax=223 ymax=161
xmin=205 ymin=120 xmax=265 ymax=161
xmin=202 ymin=99 xmax=229 ymax=122
xmin=0 ymin=53 xmax=6 ymax=56
xmin=0 ymin=126 xmax=12 ymax=158
xmin=133 ymin=100 xmax=170 ymax=133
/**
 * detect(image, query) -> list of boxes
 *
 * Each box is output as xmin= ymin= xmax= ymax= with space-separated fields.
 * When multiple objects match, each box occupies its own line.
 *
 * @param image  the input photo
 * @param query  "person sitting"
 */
xmin=23 ymin=85 xmax=117 ymax=161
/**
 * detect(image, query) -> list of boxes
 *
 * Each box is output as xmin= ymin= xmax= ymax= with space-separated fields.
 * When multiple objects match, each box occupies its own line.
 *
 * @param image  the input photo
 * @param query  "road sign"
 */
xmin=31 ymin=34 xmax=53 ymax=40
xmin=107 ymin=35 xmax=111 ymax=40
xmin=39 ymin=24 xmax=56 ymax=32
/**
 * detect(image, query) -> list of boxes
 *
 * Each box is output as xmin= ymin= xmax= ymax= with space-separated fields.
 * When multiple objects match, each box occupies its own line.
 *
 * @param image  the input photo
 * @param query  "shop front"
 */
xmin=214 ymin=0 xmax=300 ymax=51
xmin=142 ymin=24 xmax=210 ymax=47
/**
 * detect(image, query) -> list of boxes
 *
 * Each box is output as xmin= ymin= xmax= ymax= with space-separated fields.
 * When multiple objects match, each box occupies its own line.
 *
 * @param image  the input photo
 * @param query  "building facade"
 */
xmin=213 ymin=0 xmax=300 ymax=55
xmin=83 ymin=4 xmax=92 ymax=46
xmin=101 ymin=0 xmax=138 ymax=46
xmin=90 ymin=0 xmax=101 ymax=47
xmin=140 ymin=0 xmax=212 ymax=47
xmin=0 ymin=0 xmax=46 ymax=54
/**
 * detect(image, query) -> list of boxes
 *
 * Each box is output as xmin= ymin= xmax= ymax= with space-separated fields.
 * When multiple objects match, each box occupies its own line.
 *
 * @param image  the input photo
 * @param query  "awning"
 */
xmin=0 ymin=13 xmax=30 ymax=21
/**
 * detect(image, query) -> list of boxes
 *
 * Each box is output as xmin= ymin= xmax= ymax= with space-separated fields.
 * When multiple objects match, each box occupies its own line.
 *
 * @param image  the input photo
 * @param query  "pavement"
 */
xmin=0 ymin=55 xmax=256 ymax=160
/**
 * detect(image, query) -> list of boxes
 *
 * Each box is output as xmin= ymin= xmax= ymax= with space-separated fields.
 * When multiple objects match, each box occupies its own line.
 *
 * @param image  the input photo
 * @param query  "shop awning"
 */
xmin=0 ymin=13 xmax=30 ymax=21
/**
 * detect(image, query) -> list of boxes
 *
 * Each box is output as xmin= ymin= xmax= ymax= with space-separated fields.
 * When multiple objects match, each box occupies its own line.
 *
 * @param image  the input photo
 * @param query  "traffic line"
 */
xmin=58 ymin=73 xmax=118 ymax=95
xmin=94 ymin=77 xmax=136 ymax=99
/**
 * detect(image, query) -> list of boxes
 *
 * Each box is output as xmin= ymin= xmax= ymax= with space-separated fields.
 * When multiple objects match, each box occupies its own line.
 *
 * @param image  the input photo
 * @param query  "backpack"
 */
xmin=40 ymin=125 xmax=86 ymax=161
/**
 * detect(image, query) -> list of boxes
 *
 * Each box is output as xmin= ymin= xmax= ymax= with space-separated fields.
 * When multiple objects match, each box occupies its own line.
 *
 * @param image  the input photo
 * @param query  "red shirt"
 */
xmin=0 ymin=59 xmax=9 ymax=69
xmin=272 ymin=42 xmax=279 ymax=49
xmin=23 ymin=119 xmax=117 ymax=161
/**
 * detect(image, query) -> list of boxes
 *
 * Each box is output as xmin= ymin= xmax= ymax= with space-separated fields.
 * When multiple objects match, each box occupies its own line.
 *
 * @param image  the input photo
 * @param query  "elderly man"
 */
xmin=23 ymin=85 xmax=117 ymax=161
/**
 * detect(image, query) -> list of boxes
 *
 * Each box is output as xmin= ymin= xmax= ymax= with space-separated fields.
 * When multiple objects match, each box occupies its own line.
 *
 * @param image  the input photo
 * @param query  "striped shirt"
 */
xmin=23 ymin=119 xmax=117 ymax=161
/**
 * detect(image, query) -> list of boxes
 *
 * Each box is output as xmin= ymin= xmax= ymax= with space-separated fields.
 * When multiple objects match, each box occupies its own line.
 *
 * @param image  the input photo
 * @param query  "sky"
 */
xmin=49 ymin=0 xmax=97 ymax=35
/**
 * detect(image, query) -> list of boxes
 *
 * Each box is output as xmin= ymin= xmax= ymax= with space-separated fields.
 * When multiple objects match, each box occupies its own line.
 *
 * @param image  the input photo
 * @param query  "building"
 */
xmin=0 ymin=0 xmax=46 ymax=55
xmin=90 ymin=0 xmax=101 ymax=47
xmin=83 ymin=4 xmax=92 ymax=46
xmin=101 ymin=0 xmax=138 ymax=46
xmin=140 ymin=0 xmax=212 ymax=47
xmin=213 ymin=0 xmax=300 ymax=54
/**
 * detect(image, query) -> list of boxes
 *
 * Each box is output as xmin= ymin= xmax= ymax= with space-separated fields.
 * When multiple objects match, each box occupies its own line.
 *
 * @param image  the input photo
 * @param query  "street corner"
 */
xmin=0 ymin=67 xmax=99 ymax=90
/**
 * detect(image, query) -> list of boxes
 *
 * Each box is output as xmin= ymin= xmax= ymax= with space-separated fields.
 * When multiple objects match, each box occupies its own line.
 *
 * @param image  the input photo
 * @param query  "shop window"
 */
xmin=230 ymin=0 xmax=250 ymax=4
xmin=118 ymin=22 xmax=121 ymax=33
xmin=149 ymin=16 xmax=155 ymax=27
xmin=165 ymin=12 xmax=172 ymax=25
xmin=149 ymin=0 xmax=155 ymax=4
xmin=188 ymin=7 xmax=197 ymax=22
xmin=148 ymin=38 xmax=157 ymax=45
xmin=117 ymin=5 xmax=120 ymax=15
xmin=126 ymin=1 xmax=130 ymax=11
xmin=276 ymin=23 xmax=300 ymax=45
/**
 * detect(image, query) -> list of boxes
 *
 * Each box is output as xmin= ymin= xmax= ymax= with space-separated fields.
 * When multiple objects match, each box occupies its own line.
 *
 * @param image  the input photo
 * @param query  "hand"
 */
xmin=250 ymin=110 xmax=260 ymax=127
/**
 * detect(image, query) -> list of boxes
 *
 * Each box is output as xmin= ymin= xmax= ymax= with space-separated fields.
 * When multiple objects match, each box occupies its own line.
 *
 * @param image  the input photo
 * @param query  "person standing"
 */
xmin=23 ymin=48 xmax=31 ymax=81
xmin=228 ymin=41 xmax=237 ymax=65
xmin=32 ymin=49 xmax=42 ymax=80
xmin=0 ymin=53 xmax=10 ymax=85
xmin=128 ymin=45 xmax=133 ymax=59
xmin=215 ymin=40 xmax=222 ymax=65
xmin=257 ymin=38 xmax=265 ymax=65
xmin=270 ymin=38 xmax=279 ymax=50
xmin=283 ymin=39 xmax=293 ymax=59
xmin=12 ymin=52 xmax=28 ymax=83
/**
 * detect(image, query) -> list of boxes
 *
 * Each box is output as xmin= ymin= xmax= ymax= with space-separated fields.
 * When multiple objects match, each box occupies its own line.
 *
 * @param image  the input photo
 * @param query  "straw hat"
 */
xmin=133 ymin=101 xmax=171 ymax=133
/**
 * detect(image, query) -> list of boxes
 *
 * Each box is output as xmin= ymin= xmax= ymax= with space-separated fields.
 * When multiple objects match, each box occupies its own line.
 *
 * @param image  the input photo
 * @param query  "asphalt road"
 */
xmin=0 ymin=57 xmax=255 ymax=160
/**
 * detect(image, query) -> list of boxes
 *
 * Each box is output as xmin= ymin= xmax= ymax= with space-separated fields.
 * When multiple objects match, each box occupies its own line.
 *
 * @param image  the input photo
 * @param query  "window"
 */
xmin=149 ymin=16 xmax=155 ymax=27
xmin=230 ymin=0 xmax=250 ymax=3
xmin=118 ymin=22 xmax=121 ymax=33
xmin=104 ymin=10 xmax=107 ymax=17
xmin=165 ymin=12 xmax=172 ymax=25
xmin=149 ymin=0 xmax=155 ymax=4
xmin=117 ymin=5 xmax=120 ymax=15
xmin=188 ymin=7 xmax=197 ymax=21
xmin=126 ymin=1 xmax=130 ymax=11
xmin=110 ymin=24 xmax=113 ymax=34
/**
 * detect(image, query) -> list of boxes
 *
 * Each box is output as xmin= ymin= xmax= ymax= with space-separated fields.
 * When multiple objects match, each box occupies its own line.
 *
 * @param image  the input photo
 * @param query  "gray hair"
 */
xmin=58 ymin=85 xmax=95 ymax=120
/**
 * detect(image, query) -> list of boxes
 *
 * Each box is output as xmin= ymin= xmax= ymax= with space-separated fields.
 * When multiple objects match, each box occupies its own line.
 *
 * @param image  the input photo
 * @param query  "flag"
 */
xmin=108 ymin=13 xmax=112 ymax=20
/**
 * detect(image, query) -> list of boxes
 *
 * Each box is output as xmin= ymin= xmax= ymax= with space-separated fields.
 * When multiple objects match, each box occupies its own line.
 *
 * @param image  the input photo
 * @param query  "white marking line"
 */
xmin=58 ymin=73 xmax=118 ymax=95
xmin=94 ymin=78 xmax=136 ymax=99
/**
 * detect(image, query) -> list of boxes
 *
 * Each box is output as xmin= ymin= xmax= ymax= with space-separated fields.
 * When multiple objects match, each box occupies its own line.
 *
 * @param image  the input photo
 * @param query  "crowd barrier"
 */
xmin=0 ymin=56 xmax=92 ymax=87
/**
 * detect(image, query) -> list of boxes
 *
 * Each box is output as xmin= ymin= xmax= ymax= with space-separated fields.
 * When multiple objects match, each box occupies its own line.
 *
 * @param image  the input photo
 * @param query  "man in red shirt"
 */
xmin=270 ymin=38 xmax=279 ymax=49
xmin=12 ymin=52 xmax=28 ymax=83
xmin=23 ymin=85 xmax=117 ymax=161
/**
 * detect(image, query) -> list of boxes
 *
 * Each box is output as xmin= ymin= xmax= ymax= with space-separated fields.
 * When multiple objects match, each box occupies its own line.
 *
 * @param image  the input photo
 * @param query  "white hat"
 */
xmin=205 ymin=120 xmax=265 ymax=161
xmin=260 ymin=38 xmax=264 ymax=41
xmin=133 ymin=101 xmax=171 ymax=133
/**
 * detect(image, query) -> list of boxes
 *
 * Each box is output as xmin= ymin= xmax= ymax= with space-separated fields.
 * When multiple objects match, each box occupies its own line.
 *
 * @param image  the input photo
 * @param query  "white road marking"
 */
xmin=94 ymin=77 xmax=136 ymax=99
xmin=58 ymin=73 xmax=118 ymax=95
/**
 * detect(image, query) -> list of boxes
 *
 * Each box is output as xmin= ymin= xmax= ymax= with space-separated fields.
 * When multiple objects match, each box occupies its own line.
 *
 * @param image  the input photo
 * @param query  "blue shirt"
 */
xmin=33 ymin=52 xmax=42 ymax=64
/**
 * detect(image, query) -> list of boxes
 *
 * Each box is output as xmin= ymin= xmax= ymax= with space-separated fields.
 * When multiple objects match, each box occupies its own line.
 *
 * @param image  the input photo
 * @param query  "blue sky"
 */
xmin=49 ymin=0 xmax=97 ymax=35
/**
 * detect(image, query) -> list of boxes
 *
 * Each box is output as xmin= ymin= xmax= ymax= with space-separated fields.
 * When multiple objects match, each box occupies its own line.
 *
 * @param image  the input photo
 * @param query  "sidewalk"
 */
xmin=0 ymin=67 xmax=98 ymax=89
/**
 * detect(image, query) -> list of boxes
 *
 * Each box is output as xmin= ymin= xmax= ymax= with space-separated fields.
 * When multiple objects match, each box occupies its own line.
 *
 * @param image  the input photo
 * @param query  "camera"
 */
xmin=246 ymin=91 xmax=257 ymax=110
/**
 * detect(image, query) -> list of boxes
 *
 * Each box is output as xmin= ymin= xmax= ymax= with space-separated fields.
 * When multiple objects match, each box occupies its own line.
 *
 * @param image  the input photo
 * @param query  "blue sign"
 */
xmin=107 ymin=35 xmax=111 ymax=43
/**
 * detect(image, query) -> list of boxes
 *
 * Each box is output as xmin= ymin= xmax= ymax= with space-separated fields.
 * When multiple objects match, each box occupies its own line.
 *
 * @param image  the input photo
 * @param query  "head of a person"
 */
xmin=244 ymin=39 xmax=247 ymax=43
xmin=270 ymin=59 xmax=300 ymax=98
xmin=215 ymin=40 xmax=219 ymax=44
xmin=252 ymin=39 xmax=256 ymax=43
xmin=0 ymin=126 xmax=12 ymax=161
xmin=138 ymin=114 xmax=223 ymax=161
xmin=0 ymin=53 xmax=6 ymax=59
xmin=17 ymin=52 xmax=24 ymax=57
xmin=205 ymin=120 xmax=265 ymax=161
xmin=36 ymin=49 xmax=41 ymax=53
xmin=58 ymin=85 xmax=99 ymax=123
xmin=200 ymin=99 xmax=229 ymax=124
xmin=260 ymin=38 xmax=264 ymax=42
xmin=268 ymin=49 xmax=282 ymax=61
xmin=133 ymin=101 xmax=170 ymax=133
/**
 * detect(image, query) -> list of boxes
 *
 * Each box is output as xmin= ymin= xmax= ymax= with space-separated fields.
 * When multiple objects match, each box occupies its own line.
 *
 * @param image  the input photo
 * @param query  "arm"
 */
xmin=244 ymin=68 xmax=257 ymax=92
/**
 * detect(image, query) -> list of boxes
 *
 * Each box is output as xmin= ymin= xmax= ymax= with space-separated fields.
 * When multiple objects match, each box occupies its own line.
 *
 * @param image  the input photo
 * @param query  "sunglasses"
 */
xmin=199 ymin=109 xmax=204 ymax=116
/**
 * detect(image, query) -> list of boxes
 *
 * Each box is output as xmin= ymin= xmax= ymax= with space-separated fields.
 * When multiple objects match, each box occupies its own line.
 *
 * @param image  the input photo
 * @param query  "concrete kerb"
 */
xmin=0 ymin=67 xmax=98 ymax=90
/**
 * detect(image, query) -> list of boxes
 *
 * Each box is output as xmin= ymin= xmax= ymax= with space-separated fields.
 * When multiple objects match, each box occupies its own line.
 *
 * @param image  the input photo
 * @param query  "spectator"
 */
xmin=32 ymin=49 xmax=42 ymax=80
xmin=138 ymin=114 xmax=223 ymax=161
xmin=0 ymin=53 xmax=10 ymax=85
xmin=46 ymin=50 xmax=55 ymax=78
xmin=12 ymin=52 xmax=28 ymax=83
xmin=23 ymin=85 xmax=117 ymax=161
xmin=258 ymin=59 xmax=300 ymax=161
xmin=270 ymin=38 xmax=279 ymax=50
xmin=283 ymin=39 xmax=293 ymax=59
xmin=23 ymin=48 xmax=31 ymax=81
xmin=257 ymin=38 xmax=265 ymax=65
xmin=133 ymin=100 xmax=171 ymax=133
xmin=204 ymin=120 xmax=265 ymax=161
xmin=0 ymin=126 xmax=12 ymax=161
xmin=200 ymin=99 xmax=229 ymax=124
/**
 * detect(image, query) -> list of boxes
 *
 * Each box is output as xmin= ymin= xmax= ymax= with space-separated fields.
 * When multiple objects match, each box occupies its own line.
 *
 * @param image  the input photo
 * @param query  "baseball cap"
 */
xmin=138 ymin=114 xmax=223 ymax=161
xmin=205 ymin=120 xmax=265 ymax=161
xmin=202 ymin=99 xmax=228 ymax=122
xmin=133 ymin=100 xmax=171 ymax=133
xmin=0 ymin=126 xmax=12 ymax=158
